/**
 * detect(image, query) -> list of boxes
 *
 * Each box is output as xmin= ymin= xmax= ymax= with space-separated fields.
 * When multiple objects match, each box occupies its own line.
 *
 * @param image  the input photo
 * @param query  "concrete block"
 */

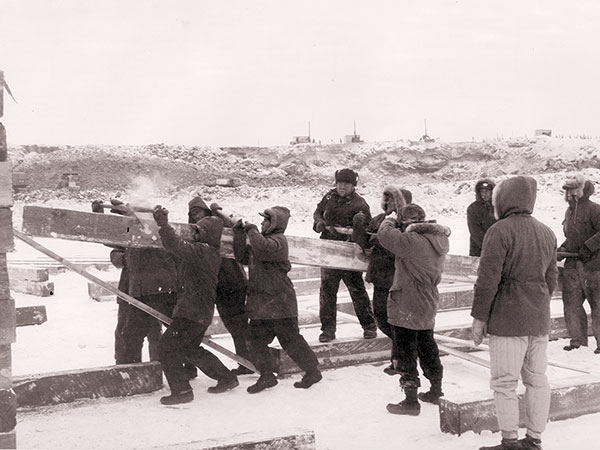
xmin=9 ymin=278 xmax=54 ymax=297
xmin=13 ymin=361 xmax=163 ymax=407
xmin=7 ymin=266 xmax=49 ymax=282
xmin=16 ymin=305 xmax=47 ymax=327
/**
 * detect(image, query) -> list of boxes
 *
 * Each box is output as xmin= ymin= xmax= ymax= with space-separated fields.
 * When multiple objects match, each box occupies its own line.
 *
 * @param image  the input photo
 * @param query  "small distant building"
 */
xmin=290 ymin=136 xmax=312 ymax=145
xmin=57 ymin=172 xmax=80 ymax=189
xmin=343 ymin=134 xmax=362 ymax=144
xmin=535 ymin=129 xmax=552 ymax=137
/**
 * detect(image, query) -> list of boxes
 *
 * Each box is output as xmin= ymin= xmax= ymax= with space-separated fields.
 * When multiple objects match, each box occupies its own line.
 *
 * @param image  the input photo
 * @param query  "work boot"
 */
xmin=207 ymin=376 xmax=239 ymax=394
xmin=417 ymin=381 xmax=444 ymax=405
xmin=294 ymin=370 xmax=323 ymax=389
xmin=160 ymin=389 xmax=194 ymax=405
xmin=232 ymin=365 xmax=255 ymax=375
xmin=247 ymin=373 xmax=278 ymax=394
xmin=383 ymin=363 xmax=401 ymax=376
xmin=478 ymin=438 xmax=522 ymax=450
xmin=363 ymin=328 xmax=377 ymax=339
xmin=594 ymin=347 xmax=600 ymax=354
xmin=518 ymin=435 xmax=542 ymax=450
xmin=563 ymin=344 xmax=581 ymax=351
xmin=319 ymin=332 xmax=336 ymax=343
xmin=386 ymin=387 xmax=420 ymax=416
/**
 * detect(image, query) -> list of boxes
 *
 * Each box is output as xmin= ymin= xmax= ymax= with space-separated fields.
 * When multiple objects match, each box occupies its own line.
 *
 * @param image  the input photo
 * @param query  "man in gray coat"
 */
xmin=471 ymin=176 xmax=558 ymax=450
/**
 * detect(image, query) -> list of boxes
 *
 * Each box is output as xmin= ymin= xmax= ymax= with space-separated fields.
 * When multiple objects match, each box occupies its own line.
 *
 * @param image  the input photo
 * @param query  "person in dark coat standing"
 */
xmin=353 ymin=185 xmax=411 ymax=375
xmin=467 ymin=178 xmax=497 ymax=257
xmin=378 ymin=204 xmax=451 ymax=416
xmin=471 ymin=176 xmax=558 ymax=450
xmin=233 ymin=206 xmax=322 ymax=393
xmin=187 ymin=197 xmax=253 ymax=374
xmin=153 ymin=206 xmax=239 ymax=405
xmin=557 ymin=173 xmax=600 ymax=353
xmin=313 ymin=168 xmax=377 ymax=342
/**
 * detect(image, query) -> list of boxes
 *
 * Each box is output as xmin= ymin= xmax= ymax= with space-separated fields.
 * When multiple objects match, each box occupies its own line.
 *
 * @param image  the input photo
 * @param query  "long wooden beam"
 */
xmin=21 ymin=206 xmax=370 ymax=272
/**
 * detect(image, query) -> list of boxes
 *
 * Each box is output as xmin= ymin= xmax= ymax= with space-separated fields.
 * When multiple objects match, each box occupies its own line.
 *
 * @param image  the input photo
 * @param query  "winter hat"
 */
xmin=493 ymin=175 xmax=536 ymax=219
xmin=562 ymin=173 xmax=586 ymax=201
xmin=259 ymin=206 xmax=290 ymax=234
xmin=188 ymin=196 xmax=210 ymax=213
xmin=399 ymin=204 xmax=426 ymax=222
xmin=381 ymin=185 xmax=408 ymax=213
xmin=194 ymin=216 xmax=223 ymax=248
xmin=475 ymin=178 xmax=495 ymax=192
xmin=335 ymin=168 xmax=358 ymax=186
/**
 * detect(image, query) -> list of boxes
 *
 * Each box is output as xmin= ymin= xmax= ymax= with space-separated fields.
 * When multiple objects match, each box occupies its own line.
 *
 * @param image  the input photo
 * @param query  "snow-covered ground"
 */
xmin=9 ymin=189 xmax=600 ymax=450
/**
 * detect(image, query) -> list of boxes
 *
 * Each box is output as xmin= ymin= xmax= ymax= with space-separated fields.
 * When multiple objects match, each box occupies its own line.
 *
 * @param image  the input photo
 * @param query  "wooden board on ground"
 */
xmin=13 ymin=362 xmax=163 ymax=408
xmin=148 ymin=429 xmax=315 ymax=450
xmin=439 ymin=377 xmax=600 ymax=435
xmin=21 ymin=206 xmax=370 ymax=271
xmin=7 ymin=266 xmax=49 ymax=282
xmin=16 ymin=306 xmax=47 ymax=327
xmin=9 ymin=278 xmax=54 ymax=297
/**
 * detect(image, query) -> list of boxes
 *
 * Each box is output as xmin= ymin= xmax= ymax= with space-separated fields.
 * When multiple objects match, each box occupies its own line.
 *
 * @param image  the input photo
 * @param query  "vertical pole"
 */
xmin=0 ymin=69 xmax=17 ymax=449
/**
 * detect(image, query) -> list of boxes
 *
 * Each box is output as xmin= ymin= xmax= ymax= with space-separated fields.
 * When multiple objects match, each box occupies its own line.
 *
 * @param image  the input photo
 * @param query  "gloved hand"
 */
xmin=556 ymin=246 xmax=566 ymax=261
xmin=232 ymin=218 xmax=244 ymax=231
xmin=578 ymin=245 xmax=594 ymax=262
xmin=91 ymin=200 xmax=104 ymax=213
xmin=315 ymin=220 xmax=326 ymax=233
xmin=243 ymin=222 xmax=258 ymax=234
xmin=152 ymin=205 xmax=169 ymax=227
xmin=352 ymin=211 xmax=369 ymax=231
xmin=210 ymin=202 xmax=222 ymax=212
xmin=109 ymin=198 xmax=131 ymax=216
xmin=472 ymin=318 xmax=487 ymax=346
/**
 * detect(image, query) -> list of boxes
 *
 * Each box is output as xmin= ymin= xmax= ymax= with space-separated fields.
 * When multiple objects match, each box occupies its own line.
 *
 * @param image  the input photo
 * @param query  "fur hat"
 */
xmin=381 ymin=185 xmax=409 ymax=213
xmin=259 ymin=206 xmax=290 ymax=234
xmin=335 ymin=168 xmax=358 ymax=186
xmin=188 ymin=196 xmax=210 ymax=213
xmin=399 ymin=204 xmax=426 ymax=222
xmin=563 ymin=173 xmax=586 ymax=202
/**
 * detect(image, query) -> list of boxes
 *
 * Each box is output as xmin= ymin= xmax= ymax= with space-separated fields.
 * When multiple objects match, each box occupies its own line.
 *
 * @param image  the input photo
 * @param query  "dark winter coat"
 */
xmin=467 ymin=178 xmax=497 ymax=257
xmin=378 ymin=218 xmax=451 ymax=330
xmin=313 ymin=189 xmax=371 ymax=241
xmin=233 ymin=207 xmax=298 ymax=320
xmin=124 ymin=248 xmax=179 ymax=297
xmin=560 ymin=178 xmax=600 ymax=270
xmin=159 ymin=217 xmax=224 ymax=326
xmin=353 ymin=186 xmax=408 ymax=287
xmin=471 ymin=176 xmax=558 ymax=336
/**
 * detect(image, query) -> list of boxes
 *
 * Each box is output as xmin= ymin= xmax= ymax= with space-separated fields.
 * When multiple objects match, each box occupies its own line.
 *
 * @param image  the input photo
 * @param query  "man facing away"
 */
xmin=313 ymin=168 xmax=377 ymax=342
xmin=471 ymin=175 xmax=558 ymax=450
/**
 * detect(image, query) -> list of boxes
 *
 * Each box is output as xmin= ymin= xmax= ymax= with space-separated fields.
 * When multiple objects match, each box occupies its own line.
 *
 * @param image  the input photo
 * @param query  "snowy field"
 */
xmin=8 ymin=192 xmax=600 ymax=450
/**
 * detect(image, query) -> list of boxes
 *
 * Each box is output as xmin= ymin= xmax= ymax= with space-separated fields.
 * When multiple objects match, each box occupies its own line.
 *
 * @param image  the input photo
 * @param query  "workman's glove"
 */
xmin=556 ymin=246 xmax=566 ymax=261
xmin=578 ymin=245 xmax=594 ymax=263
xmin=210 ymin=202 xmax=222 ymax=212
xmin=471 ymin=318 xmax=487 ymax=346
xmin=91 ymin=200 xmax=104 ymax=213
xmin=315 ymin=220 xmax=326 ymax=233
xmin=352 ymin=211 xmax=369 ymax=231
xmin=243 ymin=222 xmax=258 ymax=234
xmin=152 ymin=205 xmax=169 ymax=227
xmin=232 ymin=218 xmax=244 ymax=231
xmin=109 ymin=198 xmax=130 ymax=216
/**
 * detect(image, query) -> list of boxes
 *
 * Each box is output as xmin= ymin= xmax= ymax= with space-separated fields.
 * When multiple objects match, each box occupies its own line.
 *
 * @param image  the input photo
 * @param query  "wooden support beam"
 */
xmin=13 ymin=362 xmax=163 ymax=408
xmin=15 ymin=306 xmax=47 ymax=327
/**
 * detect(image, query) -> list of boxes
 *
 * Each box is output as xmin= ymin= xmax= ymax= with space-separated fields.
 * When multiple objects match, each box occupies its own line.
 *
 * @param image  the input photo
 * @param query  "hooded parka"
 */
xmin=471 ymin=176 xmax=558 ymax=336
xmin=467 ymin=178 xmax=497 ymax=257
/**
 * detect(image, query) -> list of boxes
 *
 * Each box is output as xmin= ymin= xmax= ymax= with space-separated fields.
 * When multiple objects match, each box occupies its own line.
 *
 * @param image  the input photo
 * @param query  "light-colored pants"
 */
xmin=489 ymin=334 xmax=551 ymax=440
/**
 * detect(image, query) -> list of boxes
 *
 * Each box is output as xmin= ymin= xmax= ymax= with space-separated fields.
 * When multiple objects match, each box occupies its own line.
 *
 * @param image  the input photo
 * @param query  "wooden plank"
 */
xmin=0 ymin=162 xmax=12 ymax=208
xmin=21 ymin=206 xmax=370 ymax=271
xmin=15 ymin=306 xmax=47 ymax=327
xmin=0 ymin=209 xmax=13 ymax=253
xmin=439 ymin=379 xmax=600 ymax=435
xmin=7 ymin=266 xmax=49 ymax=282
xmin=0 ymin=300 xmax=15 ymax=345
xmin=0 ymin=345 xmax=11 ymax=390
xmin=9 ymin=279 xmax=54 ymax=297
xmin=151 ymin=429 xmax=316 ymax=450
xmin=13 ymin=362 xmax=163 ymax=408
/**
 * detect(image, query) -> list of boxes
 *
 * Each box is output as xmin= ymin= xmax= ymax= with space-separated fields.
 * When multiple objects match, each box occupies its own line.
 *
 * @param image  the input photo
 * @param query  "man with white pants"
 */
xmin=471 ymin=175 xmax=558 ymax=450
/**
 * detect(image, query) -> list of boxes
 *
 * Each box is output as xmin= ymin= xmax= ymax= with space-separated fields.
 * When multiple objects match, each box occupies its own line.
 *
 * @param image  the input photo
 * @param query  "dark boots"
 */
xmin=294 ymin=370 xmax=323 ymax=389
xmin=160 ymin=389 xmax=194 ymax=405
xmin=386 ymin=387 xmax=420 ymax=416
xmin=247 ymin=373 xmax=278 ymax=394
xmin=417 ymin=380 xmax=444 ymax=405
xmin=479 ymin=436 xmax=543 ymax=450
xmin=207 ymin=376 xmax=239 ymax=394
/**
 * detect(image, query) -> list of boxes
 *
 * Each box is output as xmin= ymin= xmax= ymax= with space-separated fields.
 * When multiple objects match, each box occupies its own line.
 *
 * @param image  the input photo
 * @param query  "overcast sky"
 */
xmin=1 ymin=0 xmax=600 ymax=147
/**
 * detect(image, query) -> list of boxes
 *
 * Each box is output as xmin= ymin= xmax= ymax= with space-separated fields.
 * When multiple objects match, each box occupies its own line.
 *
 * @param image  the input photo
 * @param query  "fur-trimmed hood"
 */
xmin=381 ymin=185 xmax=409 ymax=213
xmin=563 ymin=173 xmax=594 ymax=203
xmin=405 ymin=221 xmax=451 ymax=255
xmin=493 ymin=175 xmax=537 ymax=220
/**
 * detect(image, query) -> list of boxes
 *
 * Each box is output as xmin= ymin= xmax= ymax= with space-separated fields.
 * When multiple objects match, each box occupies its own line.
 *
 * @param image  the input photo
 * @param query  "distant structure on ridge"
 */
xmin=535 ymin=129 xmax=552 ymax=137
xmin=420 ymin=118 xmax=435 ymax=143
xmin=290 ymin=121 xmax=313 ymax=145
xmin=343 ymin=120 xmax=363 ymax=144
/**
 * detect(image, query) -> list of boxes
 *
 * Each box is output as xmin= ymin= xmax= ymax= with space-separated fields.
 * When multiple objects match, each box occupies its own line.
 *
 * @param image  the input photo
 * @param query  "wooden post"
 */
xmin=0 ymin=69 xmax=16 ymax=448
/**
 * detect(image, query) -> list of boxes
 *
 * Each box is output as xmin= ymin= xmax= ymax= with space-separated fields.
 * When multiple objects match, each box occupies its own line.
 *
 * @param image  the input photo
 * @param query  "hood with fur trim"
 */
xmin=405 ymin=221 xmax=451 ymax=255
xmin=474 ymin=178 xmax=495 ymax=201
xmin=563 ymin=173 xmax=594 ymax=203
xmin=193 ymin=216 xmax=223 ymax=248
xmin=492 ymin=176 xmax=537 ymax=220
xmin=381 ymin=185 xmax=408 ymax=213
xmin=259 ymin=206 xmax=290 ymax=235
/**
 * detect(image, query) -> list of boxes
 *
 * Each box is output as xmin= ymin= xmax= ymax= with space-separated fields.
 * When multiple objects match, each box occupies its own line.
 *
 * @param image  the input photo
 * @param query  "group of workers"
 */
xmin=95 ymin=166 xmax=600 ymax=450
